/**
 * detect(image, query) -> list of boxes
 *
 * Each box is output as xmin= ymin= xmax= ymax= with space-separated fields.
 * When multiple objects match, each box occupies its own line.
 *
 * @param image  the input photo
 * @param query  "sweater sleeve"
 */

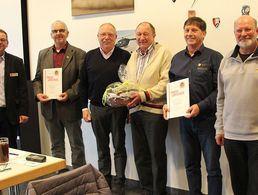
xmin=79 ymin=53 xmax=89 ymax=109
xmin=215 ymin=58 xmax=225 ymax=134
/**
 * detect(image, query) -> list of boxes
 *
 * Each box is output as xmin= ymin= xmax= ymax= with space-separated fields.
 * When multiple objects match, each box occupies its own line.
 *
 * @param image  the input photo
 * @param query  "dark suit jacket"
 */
xmin=4 ymin=52 xmax=28 ymax=125
xmin=33 ymin=44 xmax=86 ymax=122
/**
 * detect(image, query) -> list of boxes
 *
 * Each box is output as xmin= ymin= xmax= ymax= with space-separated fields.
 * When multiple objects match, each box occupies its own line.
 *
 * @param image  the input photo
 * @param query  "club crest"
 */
xmin=212 ymin=17 xmax=220 ymax=28
xmin=242 ymin=5 xmax=250 ymax=15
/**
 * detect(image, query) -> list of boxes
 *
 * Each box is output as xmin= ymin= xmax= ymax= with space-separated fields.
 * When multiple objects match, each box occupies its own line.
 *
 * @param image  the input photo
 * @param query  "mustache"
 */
xmin=239 ymin=37 xmax=252 ymax=41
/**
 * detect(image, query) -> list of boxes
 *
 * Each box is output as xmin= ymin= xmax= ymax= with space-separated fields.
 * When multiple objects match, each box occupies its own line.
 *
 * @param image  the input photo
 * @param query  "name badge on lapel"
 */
xmin=10 ymin=72 xmax=19 ymax=77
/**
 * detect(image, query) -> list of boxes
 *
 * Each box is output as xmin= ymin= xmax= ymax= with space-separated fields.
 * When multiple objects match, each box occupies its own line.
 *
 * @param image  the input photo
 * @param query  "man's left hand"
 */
xmin=185 ymin=104 xmax=200 ymax=118
xmin=19 ymin=115 xmax=29 ymax=123
xmin=57 ymin=92 xmax=69 ymax=102
xmin=127 ymin=92 xmax=141 ymax=108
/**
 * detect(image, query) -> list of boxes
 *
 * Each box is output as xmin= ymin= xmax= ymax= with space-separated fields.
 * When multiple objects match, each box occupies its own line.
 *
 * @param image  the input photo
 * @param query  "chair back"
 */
xmin=26 ymin=164 xmax=112 ymax=195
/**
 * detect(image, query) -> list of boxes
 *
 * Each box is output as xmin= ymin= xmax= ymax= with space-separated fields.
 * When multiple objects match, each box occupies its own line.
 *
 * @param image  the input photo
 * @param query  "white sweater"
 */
xmin=215 ymin=46 xmax=258 ymax=141
xmin=126 ymin=43 xmax=172 ymax=114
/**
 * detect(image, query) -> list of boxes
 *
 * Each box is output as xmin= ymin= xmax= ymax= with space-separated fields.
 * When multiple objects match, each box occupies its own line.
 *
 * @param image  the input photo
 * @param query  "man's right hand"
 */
xmin=163 ymin=104 xmax=169 ymax=120
xmin=215 ymin=133 xmax=224 ymax=146
xmin=83 ymin=109 xmax=91 ymax=122
xmin=36 ymin=93 xmax=50 ymax=102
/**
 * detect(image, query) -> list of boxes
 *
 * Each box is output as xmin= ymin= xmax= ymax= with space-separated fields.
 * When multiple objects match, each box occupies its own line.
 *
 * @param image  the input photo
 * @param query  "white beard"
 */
xmin=237 ymin=38 xmax=254 ymax=48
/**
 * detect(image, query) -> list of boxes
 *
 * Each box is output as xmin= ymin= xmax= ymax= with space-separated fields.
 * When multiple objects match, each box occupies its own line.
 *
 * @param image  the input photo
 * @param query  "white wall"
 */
xmin=26 ymin=0 xmax=258 ymax=194
xmin=0 ymin=0 xmax=23 ymax=59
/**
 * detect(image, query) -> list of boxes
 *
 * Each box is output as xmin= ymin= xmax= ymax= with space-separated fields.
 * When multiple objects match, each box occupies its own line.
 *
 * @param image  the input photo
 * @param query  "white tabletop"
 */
xmin=0 ymin=148 xmax=66 ymax=190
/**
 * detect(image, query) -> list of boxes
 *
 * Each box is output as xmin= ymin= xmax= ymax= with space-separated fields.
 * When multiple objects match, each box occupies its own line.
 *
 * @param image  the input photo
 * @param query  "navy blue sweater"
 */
xmin=79 ymin=47 xmax=130 ymax=108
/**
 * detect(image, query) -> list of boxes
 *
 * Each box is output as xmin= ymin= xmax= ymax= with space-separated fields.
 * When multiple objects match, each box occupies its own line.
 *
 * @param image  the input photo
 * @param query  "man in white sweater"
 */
xmin=126 ymin=22 xmax=172 ymax=195
xmin=215 ymin=15 xmax=258 ymax=195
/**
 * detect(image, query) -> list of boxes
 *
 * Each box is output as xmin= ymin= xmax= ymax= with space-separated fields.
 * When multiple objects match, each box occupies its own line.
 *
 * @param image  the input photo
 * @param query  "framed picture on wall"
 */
xmin=116 ymin=30 xmax=137 ymax=54
xmin=71 ymin=0 xmax=134 ymax=16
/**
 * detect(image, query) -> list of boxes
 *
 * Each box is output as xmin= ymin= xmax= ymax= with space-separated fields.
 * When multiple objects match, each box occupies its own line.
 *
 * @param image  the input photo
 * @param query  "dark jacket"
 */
xmin=169 ymin=45 xmax=223 ymax=129
xmin=33 ymin=44 xmax=86 ymax=122
xmin=4 ymin=52 xmax=28 ymax=125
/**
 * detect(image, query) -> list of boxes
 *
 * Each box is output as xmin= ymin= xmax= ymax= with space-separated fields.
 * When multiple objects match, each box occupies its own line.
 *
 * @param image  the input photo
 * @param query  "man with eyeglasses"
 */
xmin=215 ymin=15 xmax=258 ymax=195
xmin=33 ymin=20 xmax=86 ymax=170
xmin=79 ymin=23 xmax=130 ymax=194
xmin=0 ymin=29 xmax=29 ymax=148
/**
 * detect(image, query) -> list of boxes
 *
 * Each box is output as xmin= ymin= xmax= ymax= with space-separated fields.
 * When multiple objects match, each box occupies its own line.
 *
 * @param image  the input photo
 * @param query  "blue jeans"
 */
xmin=179 ymin=118 xmax=222 ymax=195
xmin=224 ymin=139 xmax=258 ymax=195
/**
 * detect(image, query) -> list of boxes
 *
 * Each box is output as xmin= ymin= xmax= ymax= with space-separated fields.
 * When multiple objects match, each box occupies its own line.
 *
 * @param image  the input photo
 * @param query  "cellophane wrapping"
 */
xmin=102 ymin=81 xmax=140 ymax=107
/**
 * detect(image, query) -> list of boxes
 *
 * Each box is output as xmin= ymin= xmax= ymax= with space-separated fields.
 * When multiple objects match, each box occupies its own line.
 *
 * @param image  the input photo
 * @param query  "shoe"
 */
xmin=141 ymin=189 xmax=153 ymax=195
xmin=112 ymin=182 xmax=125 ymax=195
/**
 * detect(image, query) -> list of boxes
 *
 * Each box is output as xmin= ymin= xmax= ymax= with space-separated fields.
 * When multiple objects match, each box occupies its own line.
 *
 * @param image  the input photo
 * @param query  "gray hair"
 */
xmin=51 ymin=20 xmax=69 ymax=31
xmin=136 ymin=22 xmax=156 ymax=36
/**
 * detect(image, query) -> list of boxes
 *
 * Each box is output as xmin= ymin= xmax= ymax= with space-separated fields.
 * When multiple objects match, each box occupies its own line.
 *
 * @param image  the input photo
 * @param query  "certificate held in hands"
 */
xmin=166 ymin=78 xmax=190 ymax=119
xmin=43 ymin=68 xmax=62 ymax=99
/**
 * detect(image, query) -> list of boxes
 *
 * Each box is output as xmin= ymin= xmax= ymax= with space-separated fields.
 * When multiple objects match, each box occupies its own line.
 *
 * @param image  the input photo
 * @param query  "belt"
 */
xmin=141 ymin=102 xmax=163 ymax=109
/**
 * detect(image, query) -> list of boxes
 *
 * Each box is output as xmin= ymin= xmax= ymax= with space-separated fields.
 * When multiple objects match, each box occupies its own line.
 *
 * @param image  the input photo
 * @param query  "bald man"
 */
xmin=215 ymin=15 xmax=258 ymax=195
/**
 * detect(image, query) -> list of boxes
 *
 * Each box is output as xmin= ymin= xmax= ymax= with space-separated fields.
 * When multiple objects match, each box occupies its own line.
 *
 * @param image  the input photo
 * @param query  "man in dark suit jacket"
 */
xmin=0 ymin=29 xmax=29 ymax=148
xmin=33 ymin=20 xmax=86 ymax=169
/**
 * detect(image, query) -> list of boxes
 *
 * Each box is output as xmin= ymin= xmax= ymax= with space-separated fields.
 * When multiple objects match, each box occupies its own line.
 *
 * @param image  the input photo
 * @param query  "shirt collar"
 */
xmin=185 ymin=44 xmax=204 ymax=57
xmin=52 ymin=42 xmax=68 ymax=53
xmin=0 ymin=52 xmax=5 ymax=60
xmin=99 ymin=47 xmax=115 ymax=59
xmin=137 ymin=43 xmax=155 ymax=56
xmin=231 ymin=41 xmax=258 ymax=58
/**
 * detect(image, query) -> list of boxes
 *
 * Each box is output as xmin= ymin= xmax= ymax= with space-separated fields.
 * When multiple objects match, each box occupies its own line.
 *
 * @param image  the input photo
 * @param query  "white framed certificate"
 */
xmin=43 ymin=68 xmax=62 ymax=99
xmin=166 ymin=78 xmax=190 ymax=119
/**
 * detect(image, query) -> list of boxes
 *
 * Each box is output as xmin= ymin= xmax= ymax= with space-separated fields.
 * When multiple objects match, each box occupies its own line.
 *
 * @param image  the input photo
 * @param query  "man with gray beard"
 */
xmin=215 ymin=15 xmax=258 ymax=195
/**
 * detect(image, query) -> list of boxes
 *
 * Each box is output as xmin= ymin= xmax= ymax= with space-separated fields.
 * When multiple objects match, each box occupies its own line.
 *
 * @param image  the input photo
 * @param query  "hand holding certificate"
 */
xmin=166 ymin=78 xmax=190 ymax=119
xmin=43 ymin=68 xmax=62 ymax=99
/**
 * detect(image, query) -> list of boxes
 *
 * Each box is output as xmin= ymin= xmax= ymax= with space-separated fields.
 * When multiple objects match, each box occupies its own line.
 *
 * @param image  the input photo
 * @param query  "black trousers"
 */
xmin=0 ymin=108 xmax=18 ymax=148
xmin=224 ymin=138 xmax=258 ymax=195
xmin=90 ymin=104 xmax=127 ymax=186
xmin=131 ymin=111 xmax=168 ymax=195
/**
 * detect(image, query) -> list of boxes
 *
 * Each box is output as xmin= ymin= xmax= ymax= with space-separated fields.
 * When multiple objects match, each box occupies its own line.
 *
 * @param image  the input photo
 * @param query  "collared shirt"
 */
xmin=136 ymin=43 xmax=155 ymax=80
xmin=170 ymin=44 xmax=223 ymax=122
xmin=0 ymin=54 xmax=6 ymax=107
xmin=52 ymin=43 xmax=68 ymax=68
xmin=99 ymin=47 xmax=115 ymax=59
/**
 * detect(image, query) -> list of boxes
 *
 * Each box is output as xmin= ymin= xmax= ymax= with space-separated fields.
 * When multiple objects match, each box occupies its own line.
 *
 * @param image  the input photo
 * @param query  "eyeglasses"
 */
xmin=0 ymin=38 xmax=7 ymax=42
xmin=51 ymin=29 xmax=66 ymax=34
xmin=98 ymin=33 xmax=115 ymax=38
